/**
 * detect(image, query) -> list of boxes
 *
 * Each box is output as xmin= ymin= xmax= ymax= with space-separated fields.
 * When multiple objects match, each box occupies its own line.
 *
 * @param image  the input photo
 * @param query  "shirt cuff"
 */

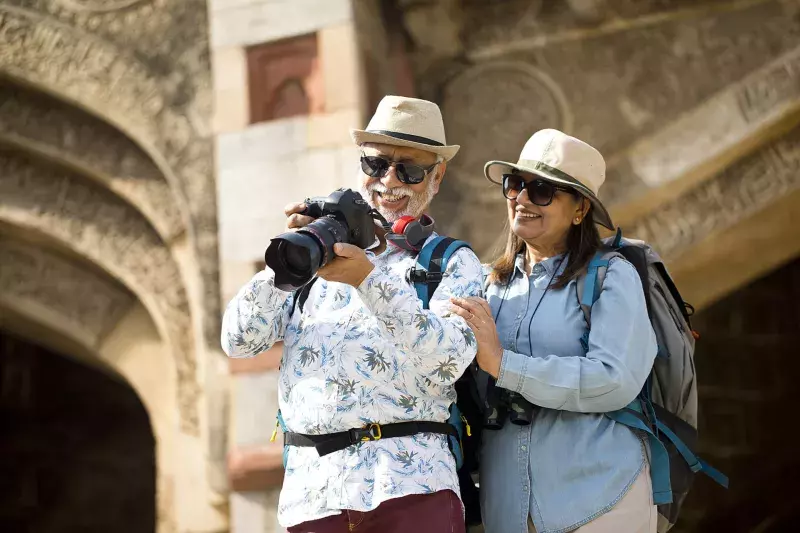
xmin=496 ymin=349 xmax=528 ymax=394
xmin=355 ymin=264 xmax=387 ymax=308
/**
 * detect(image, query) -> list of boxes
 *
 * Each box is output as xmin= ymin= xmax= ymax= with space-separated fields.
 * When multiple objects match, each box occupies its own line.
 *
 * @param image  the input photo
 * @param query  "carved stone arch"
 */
xmin=0 ymin=234 xmax=137 ymax=358
xmin=0 ymin=3 xmax=220 ymax=346
xmin=0 ymin=80 xmax=185 ymax=242
xmin=628 ymin=124 xmax=800 ymax=311
xmin=0 ymin=148 xmax=199 ymax=433
xmin=0 ymin=5 xmax=190 ymax=207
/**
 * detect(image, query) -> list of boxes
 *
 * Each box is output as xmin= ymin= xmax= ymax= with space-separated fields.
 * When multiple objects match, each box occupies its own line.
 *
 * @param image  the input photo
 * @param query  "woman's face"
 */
xmin=506 ymin=173 xmax=588 ymax=252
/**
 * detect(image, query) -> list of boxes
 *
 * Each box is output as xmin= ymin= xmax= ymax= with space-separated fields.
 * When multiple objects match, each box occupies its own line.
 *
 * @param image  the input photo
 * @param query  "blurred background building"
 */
xmin=1 ymin=0 xmax=799 ymax=532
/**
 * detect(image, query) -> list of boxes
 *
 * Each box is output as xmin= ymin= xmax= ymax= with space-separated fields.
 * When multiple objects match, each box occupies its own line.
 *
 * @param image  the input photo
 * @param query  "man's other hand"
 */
xmin=317 ymin=244 xmax=375 ymax=288
xmin=284 ymin=202 xmax=314 ymax=230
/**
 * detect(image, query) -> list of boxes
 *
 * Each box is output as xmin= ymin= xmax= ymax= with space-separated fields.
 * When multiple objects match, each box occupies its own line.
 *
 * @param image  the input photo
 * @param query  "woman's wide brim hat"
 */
xmin=484 ymin=129 xmax=615 ymax=230
xmin=351 ymin=95 xmax=460 ymax=161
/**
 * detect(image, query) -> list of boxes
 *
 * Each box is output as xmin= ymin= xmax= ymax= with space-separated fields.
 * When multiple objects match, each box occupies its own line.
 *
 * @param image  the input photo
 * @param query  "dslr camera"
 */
xmin=265 ymin=188 xmax=380 ymax=291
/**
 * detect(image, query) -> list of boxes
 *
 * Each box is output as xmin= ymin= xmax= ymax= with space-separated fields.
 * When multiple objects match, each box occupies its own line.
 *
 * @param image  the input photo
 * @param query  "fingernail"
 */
xmin=333 ymin=244 xmax=342 ymax=253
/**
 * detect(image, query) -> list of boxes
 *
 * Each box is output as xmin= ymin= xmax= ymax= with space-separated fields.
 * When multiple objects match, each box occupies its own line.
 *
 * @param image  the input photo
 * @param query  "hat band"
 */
xmin=366 ymin=130 xmax=444 ymax=147
xmin=518 ymin=159 xmax=592 ymax=193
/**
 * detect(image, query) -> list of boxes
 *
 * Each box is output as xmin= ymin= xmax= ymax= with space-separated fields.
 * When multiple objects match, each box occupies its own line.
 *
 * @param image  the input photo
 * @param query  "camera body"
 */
xmin=301 ymin=189 xmax=377 ymax=250
xmin=265 ymin=188 xmax=378 ymax=291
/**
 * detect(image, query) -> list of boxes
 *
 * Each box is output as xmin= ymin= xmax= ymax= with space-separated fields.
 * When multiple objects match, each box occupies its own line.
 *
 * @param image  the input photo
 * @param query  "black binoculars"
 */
xmin=483 ymin=379 xmax=535 ymax=429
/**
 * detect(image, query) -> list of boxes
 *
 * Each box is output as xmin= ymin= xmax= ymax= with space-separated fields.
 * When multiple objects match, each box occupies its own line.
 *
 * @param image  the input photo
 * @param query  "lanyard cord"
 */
xmin=491 ymin=277 xmax=512 ymax=322
xmin=523 ymin=256 xmax=566 ymax=359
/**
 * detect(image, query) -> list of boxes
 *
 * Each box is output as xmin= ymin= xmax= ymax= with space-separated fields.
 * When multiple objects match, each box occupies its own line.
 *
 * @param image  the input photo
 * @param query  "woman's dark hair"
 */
xmin=488 ymin=200 xmax=602 ymax=290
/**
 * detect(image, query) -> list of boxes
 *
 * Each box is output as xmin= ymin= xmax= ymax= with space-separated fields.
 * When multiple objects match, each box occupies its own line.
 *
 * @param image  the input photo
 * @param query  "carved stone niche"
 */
xmin=247 ymin=33 xmax=324 ymax=124
xmin=432 ymin=61 xmax=573 ymax=259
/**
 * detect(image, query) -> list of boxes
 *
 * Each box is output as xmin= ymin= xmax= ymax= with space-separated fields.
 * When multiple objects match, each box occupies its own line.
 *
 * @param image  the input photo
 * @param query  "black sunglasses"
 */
xmin=360 ymin=155 xmax=438 ymax=185
xmin=502 ymin=174 xmax=578 ymax=206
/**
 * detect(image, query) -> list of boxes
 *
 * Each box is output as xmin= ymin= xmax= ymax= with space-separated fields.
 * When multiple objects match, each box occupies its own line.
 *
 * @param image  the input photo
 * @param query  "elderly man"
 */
xmin=222 ymin=96 xmax=482 ymax=533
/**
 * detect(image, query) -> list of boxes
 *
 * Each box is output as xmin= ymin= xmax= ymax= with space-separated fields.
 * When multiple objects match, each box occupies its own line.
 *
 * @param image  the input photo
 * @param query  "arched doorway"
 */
xmin=0 ymin=330 xmax=156 ymax=532
xmin=0 ymin=2 xmax=226 ymax=530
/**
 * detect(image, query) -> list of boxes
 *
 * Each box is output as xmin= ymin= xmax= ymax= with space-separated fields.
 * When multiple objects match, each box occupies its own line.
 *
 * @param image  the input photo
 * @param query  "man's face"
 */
xmin=358 ymin=143 xmax=444 ymax=223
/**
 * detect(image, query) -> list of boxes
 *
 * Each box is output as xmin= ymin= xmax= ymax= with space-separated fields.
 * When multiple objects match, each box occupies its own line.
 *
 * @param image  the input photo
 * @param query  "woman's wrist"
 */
xmin=482 ymin=345 xmax=504 ymax=379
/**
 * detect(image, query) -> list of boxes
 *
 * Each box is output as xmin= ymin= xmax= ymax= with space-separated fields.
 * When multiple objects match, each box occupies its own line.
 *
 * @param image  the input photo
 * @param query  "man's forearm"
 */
xmin=221 ymin=269 xmax=293 ymax=358
xmin=355 ymin=250 xmax=482 ymax=385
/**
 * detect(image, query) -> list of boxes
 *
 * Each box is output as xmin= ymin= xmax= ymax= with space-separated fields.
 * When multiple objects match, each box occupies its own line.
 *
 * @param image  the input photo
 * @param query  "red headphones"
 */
xmin=387 ymin=214 xmax=435 ymax=251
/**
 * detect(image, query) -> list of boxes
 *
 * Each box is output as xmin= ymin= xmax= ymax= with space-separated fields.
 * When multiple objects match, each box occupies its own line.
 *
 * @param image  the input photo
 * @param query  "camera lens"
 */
xmin=284 ymin=241 xmax=312 ymax=273
xmin=265 ymin=233 xmax=322 ymax=291
xmin=265 ymin=216 xmax=349 ymax=291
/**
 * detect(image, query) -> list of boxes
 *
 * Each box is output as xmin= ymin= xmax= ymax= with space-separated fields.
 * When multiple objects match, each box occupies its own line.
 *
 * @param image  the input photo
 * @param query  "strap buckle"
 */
xmin=407 ymin=267 xmax=442 ymax=284
xmin=349 ymin=423 xmax=382 ymax=443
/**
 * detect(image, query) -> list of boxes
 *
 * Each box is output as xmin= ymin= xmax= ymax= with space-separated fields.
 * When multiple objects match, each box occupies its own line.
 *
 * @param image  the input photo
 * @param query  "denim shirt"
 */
xmin=478 ymin=254 xmax=657 ymax=533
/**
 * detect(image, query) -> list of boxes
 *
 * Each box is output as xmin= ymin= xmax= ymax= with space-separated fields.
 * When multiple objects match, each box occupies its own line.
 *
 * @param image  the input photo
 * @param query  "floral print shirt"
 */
xmin=221 ymin=235 xmax=483 ymax=528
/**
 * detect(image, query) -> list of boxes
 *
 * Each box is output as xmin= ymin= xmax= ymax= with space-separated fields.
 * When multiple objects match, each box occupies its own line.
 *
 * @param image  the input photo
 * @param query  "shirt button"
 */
xmin=521 ymin=445 xmax=527 ymax=451
xmin=325 ymin=404 xmax=333 ymax=412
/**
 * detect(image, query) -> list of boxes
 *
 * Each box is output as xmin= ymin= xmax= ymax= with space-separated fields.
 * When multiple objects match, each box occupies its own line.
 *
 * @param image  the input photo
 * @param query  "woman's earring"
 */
xmin=574 ymin=217 xmax=581 ymax=225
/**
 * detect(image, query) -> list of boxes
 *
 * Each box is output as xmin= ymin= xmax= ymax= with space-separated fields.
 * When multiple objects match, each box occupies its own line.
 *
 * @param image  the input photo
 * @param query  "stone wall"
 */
xmin=372 ymin=0 xmax=800 ymax=264
xmin=0 ymin=1 xmax=227 ymax=530
xmin=673 ymin=255 xmax=800 ymax=532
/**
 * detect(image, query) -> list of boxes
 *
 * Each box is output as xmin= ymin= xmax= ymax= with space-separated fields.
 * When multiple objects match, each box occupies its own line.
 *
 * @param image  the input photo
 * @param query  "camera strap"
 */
xmin=290 ymin=277 xmax=318 ymax=317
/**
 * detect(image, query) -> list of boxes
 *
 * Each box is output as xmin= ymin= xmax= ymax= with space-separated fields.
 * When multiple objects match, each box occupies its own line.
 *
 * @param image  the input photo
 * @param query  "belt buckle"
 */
xmin=349 ymin=423 xmax=382 ymax=443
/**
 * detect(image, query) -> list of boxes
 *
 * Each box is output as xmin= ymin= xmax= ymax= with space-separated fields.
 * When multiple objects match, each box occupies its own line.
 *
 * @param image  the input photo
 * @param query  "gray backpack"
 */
xmin=577 ymin=229 xmax=727 ymax=532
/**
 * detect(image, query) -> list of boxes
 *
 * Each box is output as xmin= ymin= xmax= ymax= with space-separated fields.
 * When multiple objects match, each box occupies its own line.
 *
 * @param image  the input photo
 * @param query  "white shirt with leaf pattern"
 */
xmin=221 ymin=234 xmax=483 ymax=528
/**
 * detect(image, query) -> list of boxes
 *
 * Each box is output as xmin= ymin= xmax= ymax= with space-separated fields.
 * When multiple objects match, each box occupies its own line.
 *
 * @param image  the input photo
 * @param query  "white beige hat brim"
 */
xmin=351 ymin=129 xmax=460 ymax=161
xmin=485 ymin=159 xmax=615 ymax=230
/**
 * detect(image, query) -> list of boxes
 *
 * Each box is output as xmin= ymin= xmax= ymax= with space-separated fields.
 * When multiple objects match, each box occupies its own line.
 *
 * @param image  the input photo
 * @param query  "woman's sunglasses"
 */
xmin=502 ymin=173 xmax=577 ymax=206
xmin=360 ymin=155 xmax=438 ymax=185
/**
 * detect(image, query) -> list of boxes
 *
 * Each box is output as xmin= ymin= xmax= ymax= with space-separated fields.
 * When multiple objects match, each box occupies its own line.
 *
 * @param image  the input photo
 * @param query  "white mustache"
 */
xmin=366 ymin=183 xmax=412 ymax=198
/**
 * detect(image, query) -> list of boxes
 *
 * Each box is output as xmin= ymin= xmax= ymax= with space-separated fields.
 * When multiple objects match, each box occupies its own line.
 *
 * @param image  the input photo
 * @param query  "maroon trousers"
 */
xmin=286 ymin=490 xmax=465 ymax=533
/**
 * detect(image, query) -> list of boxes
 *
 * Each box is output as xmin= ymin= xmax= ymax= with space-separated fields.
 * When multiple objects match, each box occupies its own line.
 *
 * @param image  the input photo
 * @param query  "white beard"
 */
xmin=359 ymin=174 xmax=438 ymax=223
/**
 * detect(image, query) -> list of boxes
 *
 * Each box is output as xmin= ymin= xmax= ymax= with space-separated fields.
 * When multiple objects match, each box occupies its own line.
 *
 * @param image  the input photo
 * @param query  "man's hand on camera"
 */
xmin=317 ymin=244 xmax=374 ymax=288
xmin=284 ymin=202 xmax=314 ymax=230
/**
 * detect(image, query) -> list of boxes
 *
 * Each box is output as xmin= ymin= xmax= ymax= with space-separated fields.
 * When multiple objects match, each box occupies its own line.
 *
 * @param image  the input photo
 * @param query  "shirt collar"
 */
xmin=514 ymin=252 xmax=569 ymax=278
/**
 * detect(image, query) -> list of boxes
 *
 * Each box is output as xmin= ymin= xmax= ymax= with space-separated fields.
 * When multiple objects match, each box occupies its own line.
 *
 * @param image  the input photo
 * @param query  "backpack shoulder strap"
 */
xmin=413 ymin=236 xmax=472 ymax=309
xmin=577 ymin=228 xmax=644 ymax=326
xmin=576 ymin=249 xmax=621 ymax=327
xmin=415 ymin=236 xmax=474 ymax=472
xmin=606 ymin=403 xmax=674 ymax=505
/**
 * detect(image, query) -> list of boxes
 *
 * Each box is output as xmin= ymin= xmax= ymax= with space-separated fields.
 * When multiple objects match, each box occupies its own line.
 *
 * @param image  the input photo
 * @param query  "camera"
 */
xmin=265 ymin=189 xmax=378 ymax=291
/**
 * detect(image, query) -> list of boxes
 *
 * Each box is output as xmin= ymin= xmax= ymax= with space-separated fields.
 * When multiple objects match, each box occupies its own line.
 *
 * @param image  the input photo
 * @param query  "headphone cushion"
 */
xmin=392 ymin=215 xmax=416 ymax=235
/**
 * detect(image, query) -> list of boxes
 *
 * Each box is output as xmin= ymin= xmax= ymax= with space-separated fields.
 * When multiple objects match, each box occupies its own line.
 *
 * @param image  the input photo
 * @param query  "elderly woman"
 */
xmin=450 ymin=129 xmax=658 ymax=533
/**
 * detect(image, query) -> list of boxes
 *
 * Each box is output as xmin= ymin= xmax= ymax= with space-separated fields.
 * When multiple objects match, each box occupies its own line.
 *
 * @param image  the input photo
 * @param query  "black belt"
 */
xmin=284 ymin=421 xmax=458 ymax=457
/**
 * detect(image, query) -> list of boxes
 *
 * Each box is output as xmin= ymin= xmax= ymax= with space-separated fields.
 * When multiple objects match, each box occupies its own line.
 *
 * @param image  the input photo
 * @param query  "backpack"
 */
xmin=577 ymin=228 xmax=728 ymax=532
xmin=289 ymin=236 xmax=483 ymax=526
xmin=409 ymin=236 xmax=483 ymax=528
